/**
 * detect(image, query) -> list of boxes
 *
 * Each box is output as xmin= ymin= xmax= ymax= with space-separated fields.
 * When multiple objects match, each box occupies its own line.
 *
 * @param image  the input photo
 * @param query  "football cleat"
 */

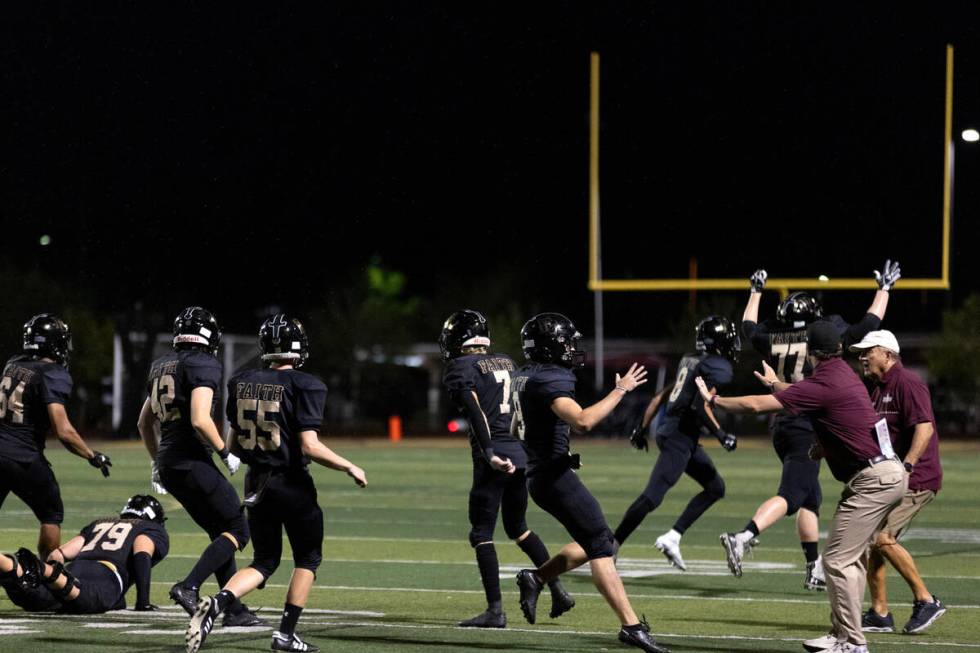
xmin=826 ymin=644 xmax=868 ymax=653
xmin=271 ymin=630 xmax=320 ymax=652
xmin=654 ymin=534 xmax=687 ymax=571
xmin=516 ymin=569 xmax=543 ymax=624
xmin=185 ymin=596 xmax=220 ymax=653
xmin=549 ymin=583 xmax=575 ymax=619
xmin=860 ymin=608 xmax=894 ymax=632
xmin=802 ymin=633 xmax=839 ymax=652
xmin=457 ymin=610 xmax=506 ymax=628
xmin=804 ymin=556 xmax=827 ymax=591
xmin=903 ymin=595 xmax=946 ymax=634
xmin=170 ymin=582 xmax=201 ymax=616
xmin=719 ymin=533 xmax=744 ymax=577
xmin=222 ymin=603 xmax=264 ymax=627
xmin=618 ymin=616 xmax=671 ymax=653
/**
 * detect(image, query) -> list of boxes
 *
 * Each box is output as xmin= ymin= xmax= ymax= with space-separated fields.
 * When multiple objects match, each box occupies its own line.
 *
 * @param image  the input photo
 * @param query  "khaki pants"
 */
xmin=823 ymin=459 xmax=906 ymax=645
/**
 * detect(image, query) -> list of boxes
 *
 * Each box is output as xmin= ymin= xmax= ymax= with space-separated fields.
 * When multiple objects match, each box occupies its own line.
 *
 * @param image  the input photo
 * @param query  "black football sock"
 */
xmin=517 ymin=532 xmax=550 ymax=569
xmin=213 ymin=589 xmax=238 ymax=613
xmin=185 ymin=536 xmax=236 ymax=589
xmin=279 ymin=602 xmax=303 ymax=636
xmin=474 ymin=543 xmax=502 ymax=610
xmin=214 ymin=554 xmax=243 ymax=614
xmin=802 ymin=541 xmax=819 ymax=563
xmin=743 ymin=520 xmax=761 ymax=537
xmin=614 ymin=495 xmax=656 ymax=545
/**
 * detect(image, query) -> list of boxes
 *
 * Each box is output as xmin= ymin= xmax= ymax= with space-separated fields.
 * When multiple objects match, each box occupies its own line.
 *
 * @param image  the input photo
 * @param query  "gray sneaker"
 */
xmin=903 ymin=596 xmax=947 ymax=634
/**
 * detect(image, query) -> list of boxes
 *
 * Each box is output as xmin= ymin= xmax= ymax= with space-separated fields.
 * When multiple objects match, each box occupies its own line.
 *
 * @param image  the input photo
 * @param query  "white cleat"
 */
xmin=802 ymin=633 xmax=839 ymax=652
xmin=654 ymin=534 xmax=687 ymax=571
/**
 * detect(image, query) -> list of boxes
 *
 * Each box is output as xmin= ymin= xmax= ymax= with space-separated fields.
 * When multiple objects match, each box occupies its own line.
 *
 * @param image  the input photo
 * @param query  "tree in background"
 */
xmin=927 ymin=293 xmax=980 ymax=433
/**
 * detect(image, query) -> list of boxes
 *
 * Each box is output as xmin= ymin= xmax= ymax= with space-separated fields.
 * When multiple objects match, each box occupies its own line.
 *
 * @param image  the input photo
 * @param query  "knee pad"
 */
xmin=225 ymin=514 xmax=250 ymax=551
xmin=779 ymin=490 xmax=804 ymax=516
xmin=502 ymin=517 xmax=528 ymax=542
xmin=706 ymin=476 xmax=726 ymax=501
xmin=633 ymin=493 xmax=660 ymax=514
xmin=294 ymin=550 xmax=322 ymax=574
xmin=584 ymin=529 xmax=616 ymax=560
xmin=468 ymin=528 xmax=494 ymax=548
xmin=249 ymin=556 xmax=280 ymax=580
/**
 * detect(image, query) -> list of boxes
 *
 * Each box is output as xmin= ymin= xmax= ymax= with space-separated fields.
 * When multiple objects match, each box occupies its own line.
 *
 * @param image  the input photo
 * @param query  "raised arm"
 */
xmin=551 ymin=364 xmax=647 ymax=433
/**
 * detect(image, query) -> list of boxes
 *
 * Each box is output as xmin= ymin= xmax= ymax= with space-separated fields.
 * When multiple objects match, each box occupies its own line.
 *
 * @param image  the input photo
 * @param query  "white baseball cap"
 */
xmin=848 ymin=329 xmax=900 ymax=354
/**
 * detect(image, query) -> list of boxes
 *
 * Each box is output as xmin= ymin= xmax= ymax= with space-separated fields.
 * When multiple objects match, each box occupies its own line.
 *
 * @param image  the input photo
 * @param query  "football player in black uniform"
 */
xmin=137 ymin=307 xmax=258 ymax=626
xmin=0 ymin=313 xmax=112 ymax=559
xmin=612 ymin=316 xmax=740 ymax=571
xmin=719 ymin=261 xmax=899 ymax=588
xmin=0 ymin=494 xmax=168 ymax=613
xmin=512 ymin=313 xmax=670 ymax=653
xmin=439 ymin=310 xmax=574 ymax=628
xmin=186 ymin=314 xmax=367 ymax=653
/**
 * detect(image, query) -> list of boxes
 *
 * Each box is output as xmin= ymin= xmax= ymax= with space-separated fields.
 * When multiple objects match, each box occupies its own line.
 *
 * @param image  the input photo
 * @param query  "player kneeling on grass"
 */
xmin=186 ymin=314 xmax=367 ymax=653
xmin=0 ymin=495 xmax=169 ymax=614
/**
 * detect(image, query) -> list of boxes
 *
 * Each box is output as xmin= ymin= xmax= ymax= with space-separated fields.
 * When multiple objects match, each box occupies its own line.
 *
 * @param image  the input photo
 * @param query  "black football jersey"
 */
xmin=510 ymin=363 xmax=577 ymax=471
xmin=146 ymin=351 xmax=223 ymax=466
xmin=0 ymin=356 xmax=73 ymax=462
xmin=75 ymin=518 xmax=169 ymax=589
xmin=226 ymin=367 xmax=326 ymax=470
xmin=443 ymin=353 xmax=526 ymax=465
xmin=657 ymin=353 xmax=733 ymax=439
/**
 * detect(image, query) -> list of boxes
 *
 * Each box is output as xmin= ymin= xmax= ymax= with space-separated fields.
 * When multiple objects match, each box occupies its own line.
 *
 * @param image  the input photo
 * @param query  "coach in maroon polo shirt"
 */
xmin=696 ymin=320 xmax=905 ymax=653
xmin=849 ymin=330 xmax=945 ymax=635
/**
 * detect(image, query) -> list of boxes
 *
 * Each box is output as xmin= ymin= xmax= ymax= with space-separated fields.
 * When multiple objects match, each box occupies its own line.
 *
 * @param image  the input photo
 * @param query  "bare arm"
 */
xmin=866 ymin=289 xmax=890 ymax=320
xmin=694 ymin=376 xmax=784 ymax=414
xmin=189 ymin=387 xmax=226 ymax=453
xmin=47 ymin=535 xmax=85 ymax=563
xmin=551 ymin=364 xmax=647 ymax=433
xmin=137 ymin=398 xmax=159 ymax=459
xmin=743 ymin=291 xmax=762 ymax=324
xmin=754 ymin=360 xmax=793 ymax=393
xmin=300 ymin=431 xmax=367 ymax=487
xmin=904 ymin=422 xmax=934 ymax=466
xmin=47 ymin=403 xmax=95 ymax=460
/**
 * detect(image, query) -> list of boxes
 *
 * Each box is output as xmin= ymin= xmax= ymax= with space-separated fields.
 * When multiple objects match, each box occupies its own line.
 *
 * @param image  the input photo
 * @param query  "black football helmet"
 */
xmin=120 ymin=494 xmax=166 ymax=523
xmin=23 ymin=313 xmax=72 ymax=366
xmin=520 ymin=312 xmax=586 ymax=368
xmin=172 ymin=306 xmax=222 ymax=356
xmin=259 ymin=314 xmax=310 ymax=367
xmin=777 ymin=292 xmax=823 ymax=328
xmin=696 ymin=315 xmax=741 ymax=361
xmin=438 ymin=310 xmax=490 ymax=360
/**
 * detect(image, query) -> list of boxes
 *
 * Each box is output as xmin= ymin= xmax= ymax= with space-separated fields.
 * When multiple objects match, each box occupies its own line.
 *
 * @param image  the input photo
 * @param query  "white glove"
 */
xmin=874 ymin=259 xmax=901 ymax=291
xmin=749 ymin=269 xmax=768 ymax=293
xmin=150 ymin=462 xmax=168 ymax=495
xmin=221 ymin=452 xmax=241 ymax=475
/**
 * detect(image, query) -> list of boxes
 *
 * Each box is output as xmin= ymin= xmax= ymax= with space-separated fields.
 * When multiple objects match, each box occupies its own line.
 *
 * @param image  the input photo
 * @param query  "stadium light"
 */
xmin=963 ymin=129 xmax=980 ymax=142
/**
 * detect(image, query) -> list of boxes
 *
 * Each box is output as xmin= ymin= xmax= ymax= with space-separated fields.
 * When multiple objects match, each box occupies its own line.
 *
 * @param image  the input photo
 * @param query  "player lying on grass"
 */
xmin=0 ymin=494 xmax=168 ymax=613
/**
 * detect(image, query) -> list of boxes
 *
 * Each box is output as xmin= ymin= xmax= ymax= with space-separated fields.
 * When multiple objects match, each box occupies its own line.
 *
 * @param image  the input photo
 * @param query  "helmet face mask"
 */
xmin=259 ymin=314 xmax=310 ymax=368
xmin=438 ymin=310 xmax=490 ymax=361
xmin=520 ymin=312 xmax=586 ymax=368
xmin=120 ymin=494 xmax=166 ymax=523
xmin=23 ymin=313 xmax=73 ymax=366
xmin=777 ymin=292 xmax=823 ymax=328
xmin=173 ymin=307 xmax=222 ymax=357
xmin=696 ymin=315 xmax=741 ymax=362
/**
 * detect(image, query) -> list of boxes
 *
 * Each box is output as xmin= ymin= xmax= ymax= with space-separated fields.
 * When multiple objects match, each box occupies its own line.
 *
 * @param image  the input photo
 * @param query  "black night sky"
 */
xmin=4 ymin=3 xmax=980 ymax=338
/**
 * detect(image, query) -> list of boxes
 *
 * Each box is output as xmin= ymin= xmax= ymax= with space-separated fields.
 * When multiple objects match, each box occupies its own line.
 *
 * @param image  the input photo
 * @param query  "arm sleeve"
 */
xmin=133 ymin=551 xmax=153 ymax=607
xmin=839 ymin=313 xmax=881 ymax=349
xmin=539 ymin=369 xmax=576 ymax=402
xmin=144 ymin=523 xmax=170 ymax=563
xmin=295 ymin=379 xmax=327 ymax=432
xmin=459 ymin=390 xmax=494 ymax=460
xmin=40 ymin=368 xmax=73 ymax=405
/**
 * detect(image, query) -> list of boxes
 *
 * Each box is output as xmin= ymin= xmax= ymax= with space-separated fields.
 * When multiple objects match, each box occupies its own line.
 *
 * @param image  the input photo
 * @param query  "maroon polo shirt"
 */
xmin=871 ymin=363 xmax=942 ymax=492
xmin=775 ymin=357 xmax=882 ymax=482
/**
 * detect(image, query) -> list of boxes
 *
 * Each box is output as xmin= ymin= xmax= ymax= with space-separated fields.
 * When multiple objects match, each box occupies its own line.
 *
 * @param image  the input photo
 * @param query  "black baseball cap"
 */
xmin=806 ymin=320 xmax=841 ymax=354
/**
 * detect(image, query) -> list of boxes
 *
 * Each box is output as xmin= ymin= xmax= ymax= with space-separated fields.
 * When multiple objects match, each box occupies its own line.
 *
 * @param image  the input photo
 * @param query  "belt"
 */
xmin=859 ymin=454 xmax=899 ymax=470
xmin=96 ymin=560 xmax=124 ymax=594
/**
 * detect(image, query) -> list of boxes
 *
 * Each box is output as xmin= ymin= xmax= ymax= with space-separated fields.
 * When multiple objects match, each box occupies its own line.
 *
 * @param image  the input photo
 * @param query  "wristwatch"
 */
xmin=903 ymin=461 xmax=914 ymax=473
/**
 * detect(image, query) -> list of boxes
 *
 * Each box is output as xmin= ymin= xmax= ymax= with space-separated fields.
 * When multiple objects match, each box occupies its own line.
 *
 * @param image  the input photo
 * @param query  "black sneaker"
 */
xmin=618 ymin=618 xmax=671 ymax=653
xmin=457 ymin=610 xmax=506 ymax=628
xmin=222 ymin=604 xmax=264 ymax=627
xmin=13 ymin=548 xmax=42 ymax=589
xmin=271 ymin=630 xmax=320 ymax=652
xmin=903 ymin=596 xmax=947 ymax=634
xmin=860 ymin=608 xmax=894 ymax=633
xmin=170 ymin=582 xmax=200 ymax=617
xmin=185 ymin=596 xmax=220 ymax=653
xmin=549 ymin=582 xmax=576 ymax=619
xmin=516 ymin=569 xmax=543 ymax=624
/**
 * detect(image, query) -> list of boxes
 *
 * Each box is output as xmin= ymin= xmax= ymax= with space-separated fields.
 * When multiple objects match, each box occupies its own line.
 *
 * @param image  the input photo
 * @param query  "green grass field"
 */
xmin=1 ymin=439 xmax=978 ymax=653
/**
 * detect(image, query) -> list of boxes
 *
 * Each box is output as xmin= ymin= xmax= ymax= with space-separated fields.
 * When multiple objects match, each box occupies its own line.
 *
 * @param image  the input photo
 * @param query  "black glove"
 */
xmin=874 ymin=259 xmax=901 ymax=291
xmin=749 ymin=269 xmax=768 ymax=293
xmin=715 ymin=430 xmax=737 ymax=452
xmin=133 ymin=603 xmax=159 ymax=611
xmin=629 ymin=424 xmax=649 ymax=452
xmin=89 ymin=451 xmax=112 ymax=477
